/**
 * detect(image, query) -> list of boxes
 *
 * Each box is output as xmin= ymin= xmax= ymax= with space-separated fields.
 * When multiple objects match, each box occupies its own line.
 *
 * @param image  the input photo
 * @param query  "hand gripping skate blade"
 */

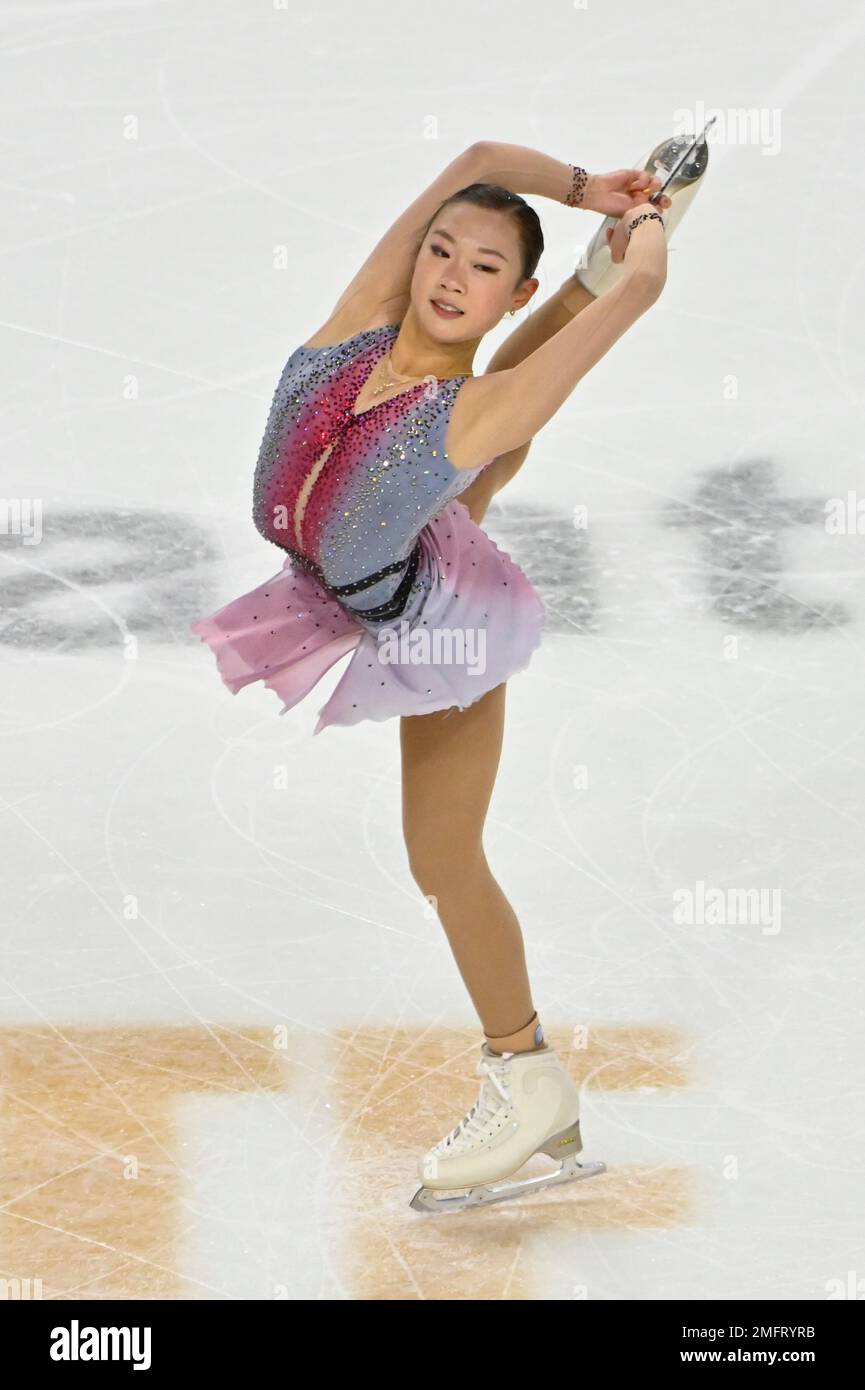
xmin=409 ymin=1120 xmax=606 ymax=1214
xmin=574 ymin=121 xmax=713 ymax=299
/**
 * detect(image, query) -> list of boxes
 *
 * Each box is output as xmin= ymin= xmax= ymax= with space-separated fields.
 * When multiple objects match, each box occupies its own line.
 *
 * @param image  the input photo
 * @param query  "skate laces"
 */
xmin=434 ymin=1053 xmax=513 ymax=1154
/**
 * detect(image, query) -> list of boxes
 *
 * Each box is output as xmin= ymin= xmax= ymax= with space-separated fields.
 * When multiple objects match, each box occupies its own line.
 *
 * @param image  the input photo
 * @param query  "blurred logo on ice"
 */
xmin=0 ymin=507 xmax=219 ymax=648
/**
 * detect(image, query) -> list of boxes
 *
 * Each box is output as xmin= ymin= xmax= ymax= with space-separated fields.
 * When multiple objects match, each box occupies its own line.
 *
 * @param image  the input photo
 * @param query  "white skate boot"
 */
xmin=409 ymin=1041 xmax=606 ymax=1214
xmin=573 ymin=116 xmax=716 ymax=298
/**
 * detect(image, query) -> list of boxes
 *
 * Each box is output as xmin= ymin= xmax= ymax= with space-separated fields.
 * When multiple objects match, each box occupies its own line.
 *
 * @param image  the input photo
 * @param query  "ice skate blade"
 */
xmin=409 ymin=1156 xmax=607 ymax=1215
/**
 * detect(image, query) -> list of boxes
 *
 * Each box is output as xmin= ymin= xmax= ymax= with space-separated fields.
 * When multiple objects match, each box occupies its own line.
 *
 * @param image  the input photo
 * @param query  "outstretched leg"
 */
xmin=459 ymin=274 xmax=598 ymax=525
xmin=400 ymin=683 xmax=537 ymax=1042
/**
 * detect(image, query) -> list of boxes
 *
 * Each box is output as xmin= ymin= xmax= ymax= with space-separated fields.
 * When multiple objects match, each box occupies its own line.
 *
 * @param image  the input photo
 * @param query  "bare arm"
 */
xmin=323 ymin=140 xmax=595 ymax=329
xmin=470 ymin=141 xmax=670 ymax=219
xmin=470 ymin=140 xmax=586 ymax=203
xmin=482 ymin=275 xmax=597 ymax=374
xmin=326 ymin=143 xmax=493 ymax=323
xmin=453 ymin=278 xmax=597 ymax=520
xmin=451 ymin=220 xmax=667 ymax=469
xmin=315 ymin=139 xmax=657 ymax=348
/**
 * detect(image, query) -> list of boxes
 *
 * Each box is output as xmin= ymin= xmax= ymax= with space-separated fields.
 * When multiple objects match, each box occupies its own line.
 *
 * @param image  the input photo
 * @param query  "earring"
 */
xmin=509 ymin=308 xmax=516 ymax=316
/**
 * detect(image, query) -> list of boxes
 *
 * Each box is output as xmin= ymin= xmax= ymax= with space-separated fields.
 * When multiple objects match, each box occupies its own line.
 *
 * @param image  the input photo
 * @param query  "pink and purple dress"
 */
xmin=190 ymin=323 xmax=545 ymax=734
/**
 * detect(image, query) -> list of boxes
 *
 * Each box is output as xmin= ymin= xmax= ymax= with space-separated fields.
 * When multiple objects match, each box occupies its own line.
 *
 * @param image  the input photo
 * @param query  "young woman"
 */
xmin=192 ymin=139 xmax=678 ymax=1211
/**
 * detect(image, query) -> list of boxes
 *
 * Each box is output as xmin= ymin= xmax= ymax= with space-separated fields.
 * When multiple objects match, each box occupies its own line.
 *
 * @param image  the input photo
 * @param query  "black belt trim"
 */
xmin=339 ymin=541 xmax=421 ymax=623
xmin=280 ymin=541 xmax=421 ymax=624
xmin=329 ymin=553 xmax=412 ymax=598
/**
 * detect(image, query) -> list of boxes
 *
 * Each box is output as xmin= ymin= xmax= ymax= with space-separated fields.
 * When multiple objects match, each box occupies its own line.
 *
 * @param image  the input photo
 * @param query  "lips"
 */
xmin=430 ymin=299 xmax=464 ymax=317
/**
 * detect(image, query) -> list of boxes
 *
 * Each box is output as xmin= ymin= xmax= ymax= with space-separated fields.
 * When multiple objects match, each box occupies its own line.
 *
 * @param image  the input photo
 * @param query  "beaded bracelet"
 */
xmin=627 ymin=209 xmax=665 ymax=240
xmin=565 ymin=164 xmax=588 ymax=207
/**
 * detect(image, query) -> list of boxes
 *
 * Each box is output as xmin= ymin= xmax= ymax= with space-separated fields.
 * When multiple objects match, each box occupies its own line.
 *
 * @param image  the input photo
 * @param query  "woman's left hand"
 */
xmin=582 ymin=168 xmax=672 ymax=216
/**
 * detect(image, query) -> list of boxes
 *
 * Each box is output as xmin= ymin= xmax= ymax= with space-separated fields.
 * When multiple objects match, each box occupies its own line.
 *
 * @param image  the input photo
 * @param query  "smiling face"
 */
xmin=411 ymin=201 xmax=538 ymax=341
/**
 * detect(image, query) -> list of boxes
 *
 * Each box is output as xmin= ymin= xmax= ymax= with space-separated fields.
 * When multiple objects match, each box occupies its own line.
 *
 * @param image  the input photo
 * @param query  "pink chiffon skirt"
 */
xmin=190 ymin=499 xmax=545 ymax=735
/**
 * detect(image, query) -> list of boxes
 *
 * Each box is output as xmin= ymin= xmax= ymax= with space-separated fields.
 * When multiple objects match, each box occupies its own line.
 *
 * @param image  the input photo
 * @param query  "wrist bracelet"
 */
xmin=565 ymin=165 xmax=588 ymax=207
xmin=626 ymin=209 xmax=664 ymax=240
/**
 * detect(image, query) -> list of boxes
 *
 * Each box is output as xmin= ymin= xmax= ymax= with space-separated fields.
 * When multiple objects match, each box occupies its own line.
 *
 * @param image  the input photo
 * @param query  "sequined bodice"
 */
xmin=252 ymin=324 xmax=488 ymax=611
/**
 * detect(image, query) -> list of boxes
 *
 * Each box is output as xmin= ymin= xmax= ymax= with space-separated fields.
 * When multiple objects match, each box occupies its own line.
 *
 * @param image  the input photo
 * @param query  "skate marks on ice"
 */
xmin=0 ymin=1025 xmax=285 ymax=1300
xmin=337 ymin=1025 xmax=695 ymax=1301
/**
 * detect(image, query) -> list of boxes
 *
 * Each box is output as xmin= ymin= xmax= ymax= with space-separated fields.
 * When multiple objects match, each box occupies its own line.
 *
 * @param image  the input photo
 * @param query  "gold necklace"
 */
xmin=369 ymin=353 xmax=472 ymax=398
xmin=369 ymin=354 xmax=422 ymax=396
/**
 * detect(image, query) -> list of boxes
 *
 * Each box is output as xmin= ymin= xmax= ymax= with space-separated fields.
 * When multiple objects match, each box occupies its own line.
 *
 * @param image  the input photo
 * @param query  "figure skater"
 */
xmin=191 ymin=133 xmax=710 ymax=1213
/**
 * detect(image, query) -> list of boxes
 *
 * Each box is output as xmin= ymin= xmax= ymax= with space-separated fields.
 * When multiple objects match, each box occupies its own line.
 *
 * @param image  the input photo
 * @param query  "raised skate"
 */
xmin=409 ymin=1041 xmax=606 ymax=1214
xmin=574 ymin=115 xmax=716 ymax=299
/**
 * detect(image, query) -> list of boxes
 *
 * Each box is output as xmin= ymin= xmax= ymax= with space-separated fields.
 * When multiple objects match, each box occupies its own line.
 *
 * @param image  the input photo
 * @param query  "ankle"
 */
xmin=484 ymin=1010 xmax=545 ymax=1056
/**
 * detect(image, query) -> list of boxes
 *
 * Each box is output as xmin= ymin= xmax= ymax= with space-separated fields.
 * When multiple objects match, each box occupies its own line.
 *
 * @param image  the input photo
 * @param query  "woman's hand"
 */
xmin=606 ymin=203 xmax=667 ymax=275
xmin=583 ymin=168 xmax=671 ymax=216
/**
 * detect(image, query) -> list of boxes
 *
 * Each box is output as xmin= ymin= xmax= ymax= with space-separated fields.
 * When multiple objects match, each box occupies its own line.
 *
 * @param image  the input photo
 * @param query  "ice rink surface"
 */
xmin=2 ymin=0 xmax=864 ymax=1300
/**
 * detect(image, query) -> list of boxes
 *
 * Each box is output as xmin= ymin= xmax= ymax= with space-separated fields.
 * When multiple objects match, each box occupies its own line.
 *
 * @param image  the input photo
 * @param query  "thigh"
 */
xmin=400 ymin=682 xmax=507 ymax=856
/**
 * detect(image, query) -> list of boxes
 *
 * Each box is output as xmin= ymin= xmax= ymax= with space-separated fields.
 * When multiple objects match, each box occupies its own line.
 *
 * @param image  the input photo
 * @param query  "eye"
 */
xmin=431 ymin=243 xmax=499 ymax=273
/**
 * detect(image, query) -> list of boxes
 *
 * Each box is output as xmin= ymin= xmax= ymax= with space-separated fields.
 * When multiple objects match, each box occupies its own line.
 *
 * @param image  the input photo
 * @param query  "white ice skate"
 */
xmin=409 ymin=1041 xmax=606 ymax=1214
xmin=573 ymin=116 xmax=716 ymax=299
